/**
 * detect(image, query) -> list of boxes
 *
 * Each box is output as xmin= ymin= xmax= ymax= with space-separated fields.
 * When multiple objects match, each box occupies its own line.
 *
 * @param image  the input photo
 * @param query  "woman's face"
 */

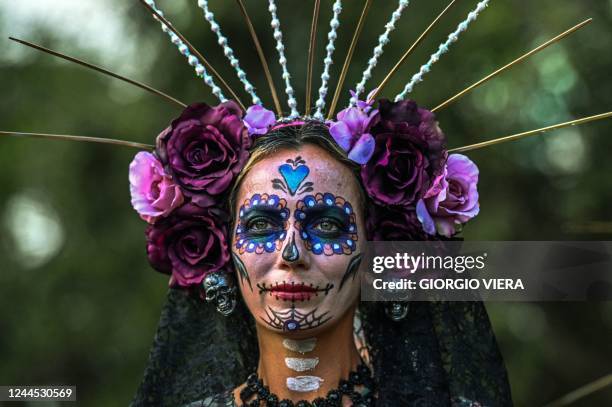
xmin=232 ymin=143 xmax=364 ymax=336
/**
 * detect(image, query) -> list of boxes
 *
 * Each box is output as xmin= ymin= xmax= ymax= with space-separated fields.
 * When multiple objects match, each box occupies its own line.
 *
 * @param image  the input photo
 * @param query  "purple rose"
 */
xmin=416 ymin=154 xmax=480 ymax=237
xmin=329 ymin=105 xmax=379 ymax=164
xmin=145 ymin=206 xmax=230 ymax=287
xmin=156 ymin=101 xmax=250 ymax=208
xmin=129 ymin=151 xmax=184 ymax=224
xmin=367 ymin=205 xmax=433 ymax=241
xmin=361 ymin=99 xmax=447 ymax=207
xmin=243 ymin=104 xmax=276 ymax=135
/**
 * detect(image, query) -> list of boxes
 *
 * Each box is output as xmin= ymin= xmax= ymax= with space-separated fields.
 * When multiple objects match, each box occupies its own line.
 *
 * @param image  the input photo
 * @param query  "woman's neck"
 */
xmin=238 ymin=306 xmax=361 ymax=404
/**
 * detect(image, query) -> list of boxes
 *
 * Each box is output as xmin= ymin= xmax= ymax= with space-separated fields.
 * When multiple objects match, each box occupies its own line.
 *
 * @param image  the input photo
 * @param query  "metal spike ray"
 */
xmin=432 ymin=18 xmax=593 ymax=112
xmin=314 ymin=0 xmax=343 ymax=119
xmin=0 ymin=131 xmax=153 ymax=150
xmin=305 ymin=0 xmax=322 ymax=116
xmin=235 ymin=0 xmax=283 ymax=115
xmin=327 ymin=0 xmax=373 ymax=120
xmin=138 ymin=0 xmax=246 ymax=110
xmin=368 ymin=0 xmax=457 ymax=103
xmin=268 ymin=0 xmax=299 ymax=117
xmin=351 ymin=0 xmax=411 ymax=106
xmin=449 ymin=112 xmax=612 ymax=153
xmin=196 ymin=0 xmax=261 ymax=105
xmin=8 ymin=37 xmax=186 ymax=108
xmin=395 ymin=0 xmax=490 ymax=101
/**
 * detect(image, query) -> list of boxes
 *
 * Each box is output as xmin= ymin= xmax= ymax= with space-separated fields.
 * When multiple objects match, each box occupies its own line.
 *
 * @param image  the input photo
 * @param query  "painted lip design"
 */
xmin=257 ymin=281 xmax=334 ymax=301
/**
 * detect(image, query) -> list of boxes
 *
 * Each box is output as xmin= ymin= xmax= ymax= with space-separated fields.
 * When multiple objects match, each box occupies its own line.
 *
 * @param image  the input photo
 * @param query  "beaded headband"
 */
xmin=2 ymin=1 xmax=612 ymax=293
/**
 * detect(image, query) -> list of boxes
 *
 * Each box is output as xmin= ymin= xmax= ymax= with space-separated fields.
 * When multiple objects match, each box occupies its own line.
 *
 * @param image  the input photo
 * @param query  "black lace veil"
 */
xmin=132 ymin=288 xmax=512 ymax=406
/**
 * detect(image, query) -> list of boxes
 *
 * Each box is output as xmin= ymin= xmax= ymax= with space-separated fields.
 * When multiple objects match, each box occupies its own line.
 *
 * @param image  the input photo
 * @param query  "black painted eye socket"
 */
xmin=245 ymin=217 xmax=282 ymax=234
xmin=309 ymin=217 xmax=344 ymax=237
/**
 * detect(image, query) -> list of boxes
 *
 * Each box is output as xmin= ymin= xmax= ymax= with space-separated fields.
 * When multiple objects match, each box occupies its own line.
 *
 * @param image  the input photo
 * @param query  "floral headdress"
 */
xmin=129 ymin=93 xmax=479 ymax=289
xmin=4 ymin=1 xmax=610 ymax=298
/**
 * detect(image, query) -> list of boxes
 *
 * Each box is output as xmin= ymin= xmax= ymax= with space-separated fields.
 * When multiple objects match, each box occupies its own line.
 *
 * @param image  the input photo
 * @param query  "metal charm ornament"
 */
xmin=203 ymin=272 xmax=237 ymax=316
xmin=385 ymin=301 xmax=409 ymax=321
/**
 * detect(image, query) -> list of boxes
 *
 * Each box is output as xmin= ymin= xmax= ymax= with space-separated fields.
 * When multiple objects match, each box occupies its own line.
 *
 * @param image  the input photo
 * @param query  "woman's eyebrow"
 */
xmin=299 ymin=205 xmax=350 ymax=223
xmin=240 ymin=206 xmax=286 ymax=221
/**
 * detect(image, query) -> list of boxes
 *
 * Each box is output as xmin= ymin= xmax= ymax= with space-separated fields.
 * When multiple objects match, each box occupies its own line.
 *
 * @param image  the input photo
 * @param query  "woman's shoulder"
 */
xmin=182 ymin=389 xmax=236 ymax=407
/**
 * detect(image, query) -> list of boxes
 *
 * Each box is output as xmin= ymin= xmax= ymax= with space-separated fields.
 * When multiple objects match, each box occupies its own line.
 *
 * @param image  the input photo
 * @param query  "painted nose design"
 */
xmin=282 ymin=231 xmax=300 ymax=262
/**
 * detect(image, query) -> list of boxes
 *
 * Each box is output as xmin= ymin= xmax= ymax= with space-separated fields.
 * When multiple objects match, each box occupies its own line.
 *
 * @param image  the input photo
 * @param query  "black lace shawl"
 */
xmin=131 ymin=288 xmax=512 ymax=406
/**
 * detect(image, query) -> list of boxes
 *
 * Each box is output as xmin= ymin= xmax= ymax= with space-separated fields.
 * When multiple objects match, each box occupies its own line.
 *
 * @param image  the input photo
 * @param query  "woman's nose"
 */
xmin=281 ymin=231 xmax=300 ymax=262
xmin=278 ymin=226 xmax=311 ymax=271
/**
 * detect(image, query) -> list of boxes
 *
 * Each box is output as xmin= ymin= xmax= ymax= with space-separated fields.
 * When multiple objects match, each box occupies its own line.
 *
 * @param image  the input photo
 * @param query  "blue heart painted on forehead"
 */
xmin=279 ymin=163 xmax=309 ymax=195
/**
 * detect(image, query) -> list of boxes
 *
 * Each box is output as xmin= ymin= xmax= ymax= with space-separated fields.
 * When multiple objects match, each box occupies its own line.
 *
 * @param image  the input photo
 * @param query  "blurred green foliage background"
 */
xmin=1 ymin=0 xmax=611 ymax=405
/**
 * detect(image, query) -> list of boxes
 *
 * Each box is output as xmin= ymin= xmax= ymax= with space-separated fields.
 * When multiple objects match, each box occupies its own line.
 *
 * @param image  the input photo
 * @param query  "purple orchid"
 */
xmin=329 ymin=92 xmax=379 ymax=165
xmin=243 ymin=104 xmax=276 ymax=136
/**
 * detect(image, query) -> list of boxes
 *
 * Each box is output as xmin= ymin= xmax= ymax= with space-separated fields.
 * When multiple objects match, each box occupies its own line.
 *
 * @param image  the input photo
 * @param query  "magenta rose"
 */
xmin=156 ymin=101 xmax=250 ymax=208
xmin=366 ymin=205 xmax=433 ymax=242
xmin=417 ymin=154 xmax=480 ymax=237
xmin=361 ymin=99 xmax=447 ymax=208
xmin=129 ymin=151 xmax=184 ymax=224
xmin=145 ymin=206 xmax=230 ymax=287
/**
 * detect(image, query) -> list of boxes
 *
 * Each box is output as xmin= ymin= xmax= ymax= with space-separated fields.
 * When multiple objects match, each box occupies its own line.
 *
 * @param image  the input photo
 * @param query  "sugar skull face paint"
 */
xmin=235 ymin=193 xmax=290 ymax=254
xmin=232 ymin=144 xmax=365 ymax=334
xmin=294 ymin=193 xmax=358 ymax=256
xmin=273 ymin=156 xmax=313 ymax=196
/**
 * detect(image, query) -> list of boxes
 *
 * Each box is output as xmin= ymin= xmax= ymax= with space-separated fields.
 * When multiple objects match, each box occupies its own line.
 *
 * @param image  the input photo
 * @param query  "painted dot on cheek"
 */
xmin=347 ymin=240 xmax=352 ymax=246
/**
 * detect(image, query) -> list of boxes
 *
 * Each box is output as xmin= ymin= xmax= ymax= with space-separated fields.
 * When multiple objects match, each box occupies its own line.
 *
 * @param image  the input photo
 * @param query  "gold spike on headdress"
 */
xmin=432 ymin=18 xmax=593 ymax=112
xmin=449 ymin=112 xmax=612 ymax=153
xmin=327 ymin=0 xmax=373 ymax=120
xmin=305 ymin=0 xmax=322 ymax=116
xmin=0 ymin=131 xmax=153 ymax=150
xmin=368 ymin=0 xmax=458 ymax=103
xmin=137 ymin=0 xmax=245 ymax=111
xmin=9 ymin=37 xmax=186 ymax=109
xmin=235 ymin=0 xmax=283 ymax=115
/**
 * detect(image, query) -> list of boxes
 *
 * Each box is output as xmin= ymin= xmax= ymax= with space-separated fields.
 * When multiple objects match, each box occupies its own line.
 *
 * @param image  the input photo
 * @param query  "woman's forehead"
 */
xmin=238 ymin=145 xmax=358 ymax=203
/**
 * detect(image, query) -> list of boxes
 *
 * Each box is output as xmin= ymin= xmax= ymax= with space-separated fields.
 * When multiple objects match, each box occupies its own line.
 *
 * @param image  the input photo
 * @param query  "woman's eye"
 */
xmin=246 ymin=218 xmax=278 ymax=232
xmin=311 ymin=219 xmax=341 ymax=234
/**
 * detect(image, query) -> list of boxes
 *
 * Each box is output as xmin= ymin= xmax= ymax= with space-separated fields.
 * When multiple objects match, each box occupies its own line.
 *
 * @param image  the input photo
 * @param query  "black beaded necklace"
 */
xmin=239 ymin=363 xmax=376 ymax=407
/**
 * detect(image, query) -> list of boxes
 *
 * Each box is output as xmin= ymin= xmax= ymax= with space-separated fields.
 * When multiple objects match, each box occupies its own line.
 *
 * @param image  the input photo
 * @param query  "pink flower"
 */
xmin=129 ymin=151 xmax=184 ymax=224
xmin=243 ymin=104 xmax=276 ymax=135
xmin=329 ymin=104 xmax=379 ymax=165
xmin=417 ymin=154 xmax=480 ymax=237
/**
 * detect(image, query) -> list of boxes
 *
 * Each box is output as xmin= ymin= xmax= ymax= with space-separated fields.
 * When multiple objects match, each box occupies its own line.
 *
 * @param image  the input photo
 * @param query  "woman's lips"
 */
xmin=271 ymin=282 xmax=317 ymax=292
xmin=257 ymin=281 xmax=335 ymax=301
xmin=270 ymin=282 xmax=318 ymax=301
